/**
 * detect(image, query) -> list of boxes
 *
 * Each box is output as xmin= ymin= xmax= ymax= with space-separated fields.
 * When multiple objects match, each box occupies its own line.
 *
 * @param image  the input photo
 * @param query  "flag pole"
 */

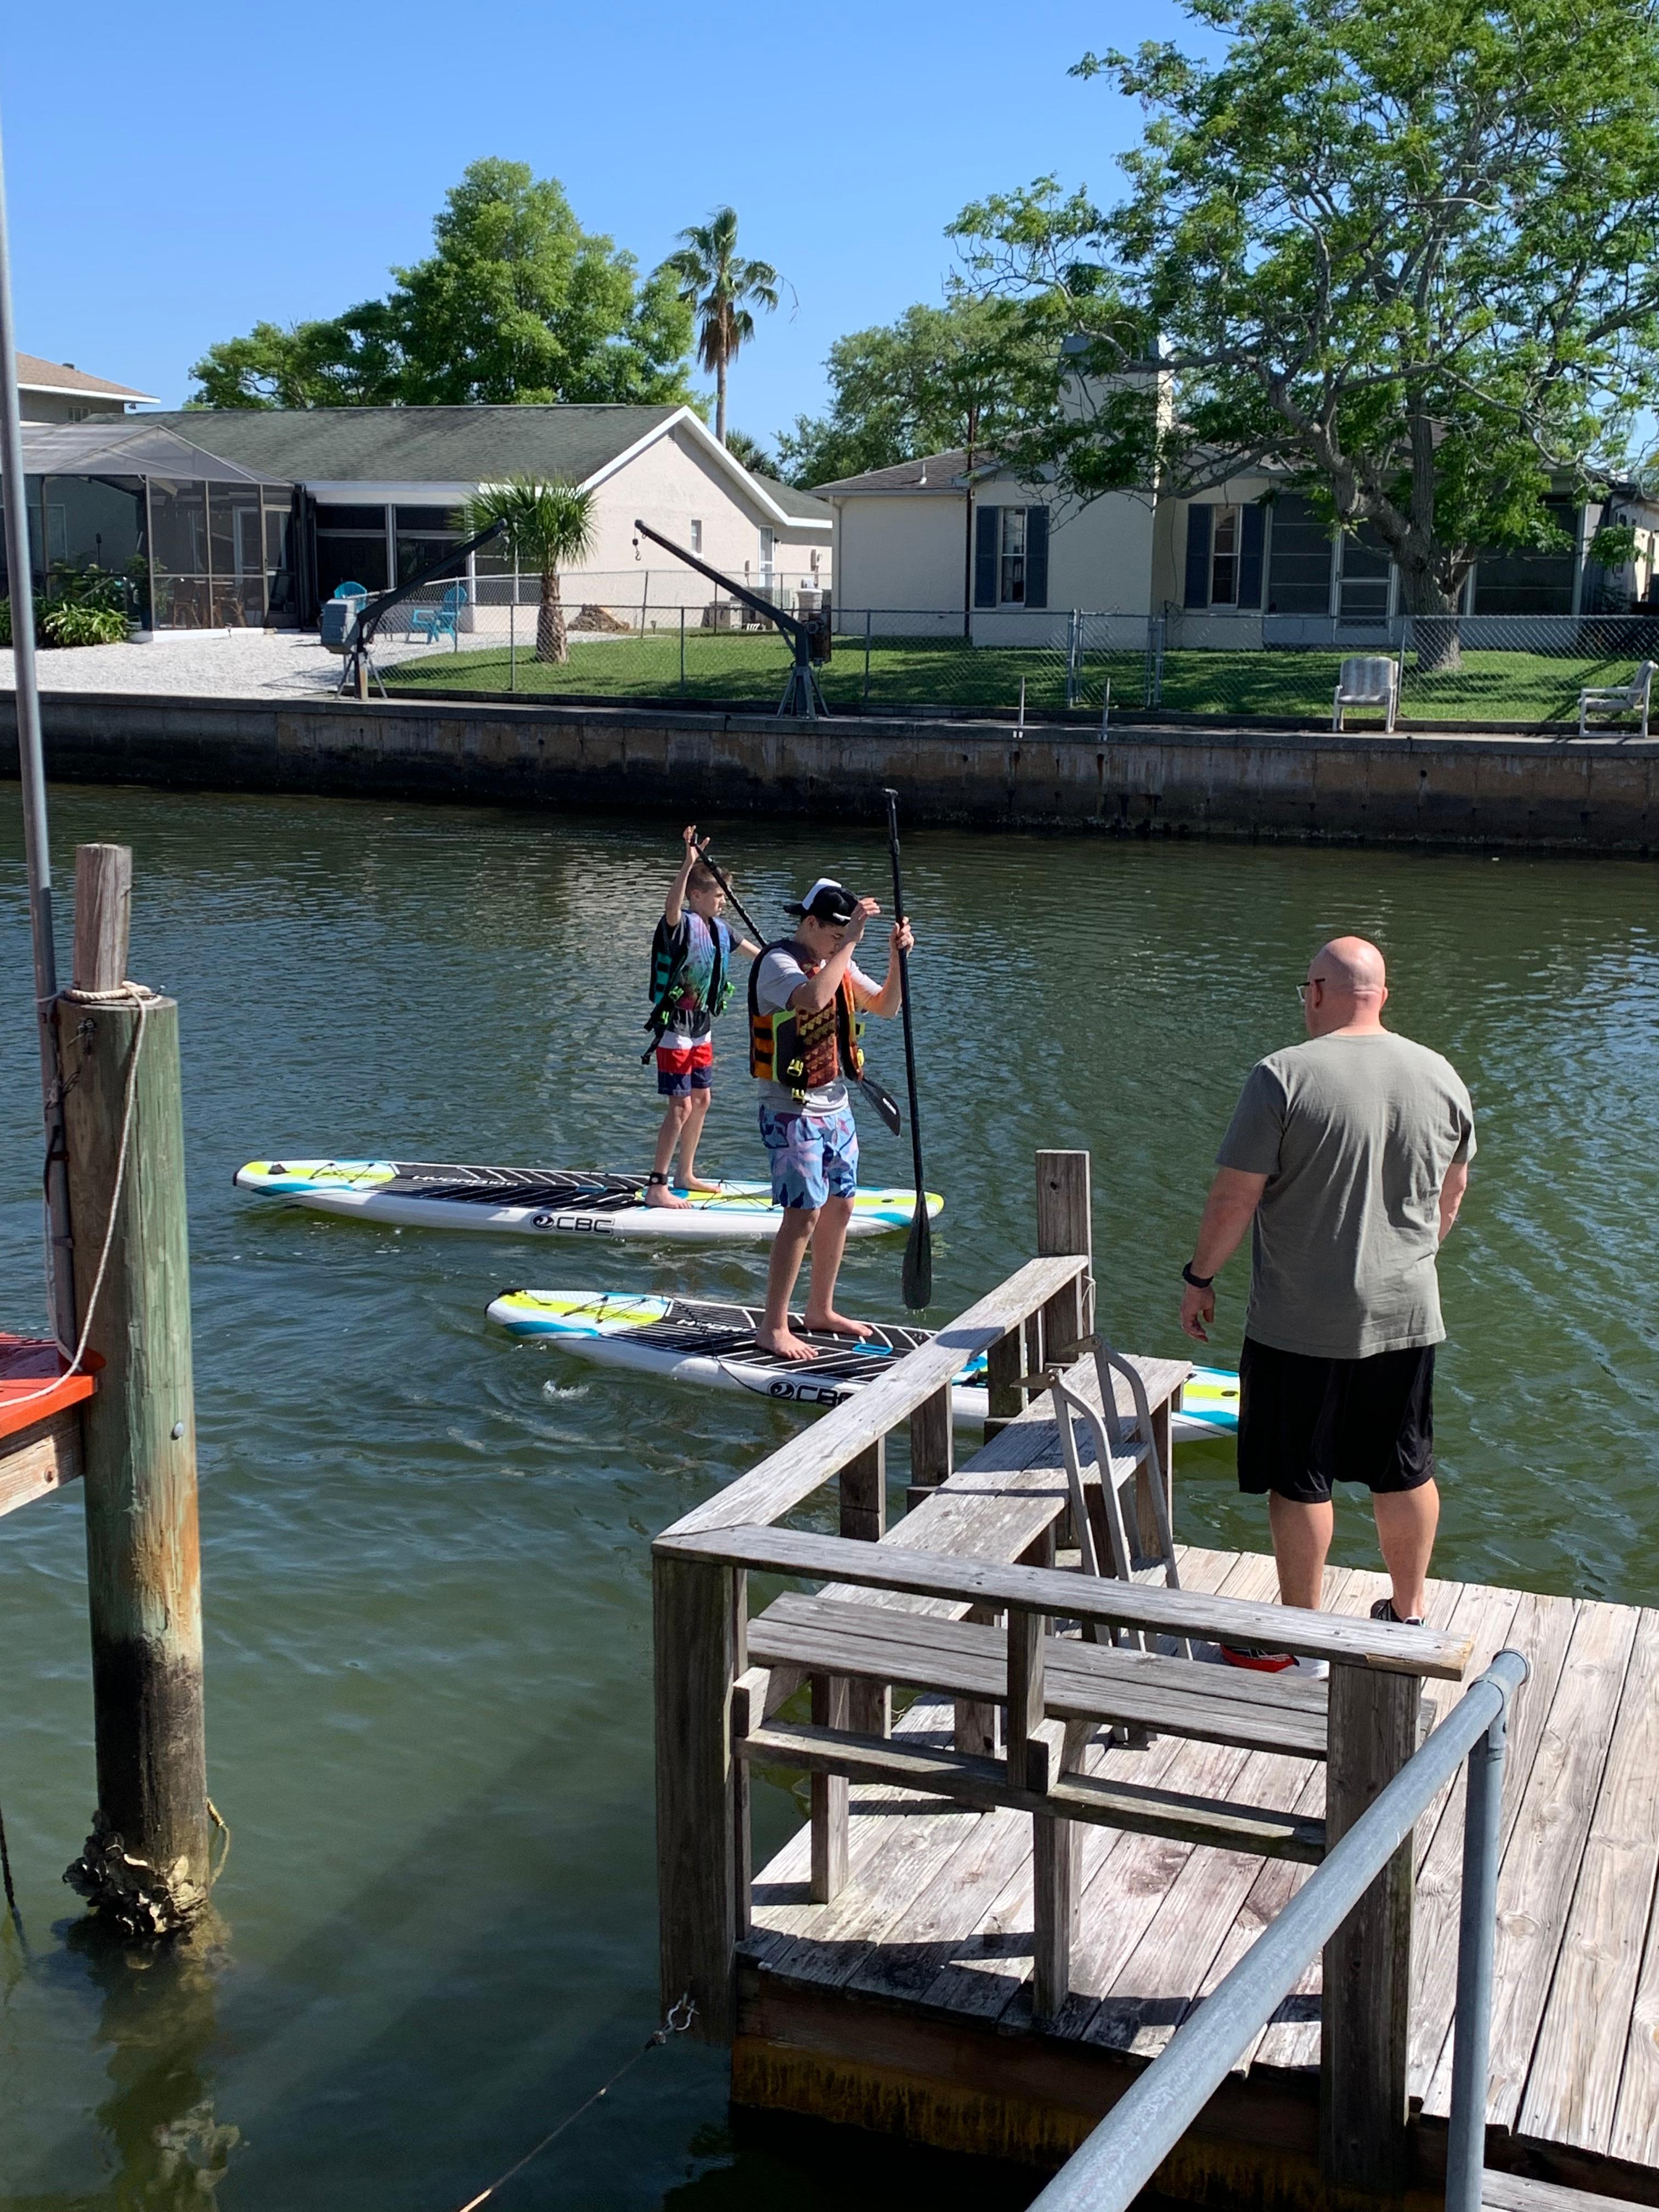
xmin=0 ymin=101 xmax=76 ymax=1348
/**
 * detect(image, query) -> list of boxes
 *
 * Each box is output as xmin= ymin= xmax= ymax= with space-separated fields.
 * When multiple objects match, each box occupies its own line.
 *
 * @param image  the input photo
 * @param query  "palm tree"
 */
xmin=665 ymin=209 xmax=781 ymax=446
xmin=465 ymin=476 xmax=595 ymax=663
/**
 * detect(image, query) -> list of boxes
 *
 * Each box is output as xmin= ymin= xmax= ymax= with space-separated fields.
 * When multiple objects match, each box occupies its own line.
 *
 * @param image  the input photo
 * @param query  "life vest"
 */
xmin=642 ymin=912 xmax=732 ymax=1059
xmin=749 ymin=939 xmax=865 ymax=1099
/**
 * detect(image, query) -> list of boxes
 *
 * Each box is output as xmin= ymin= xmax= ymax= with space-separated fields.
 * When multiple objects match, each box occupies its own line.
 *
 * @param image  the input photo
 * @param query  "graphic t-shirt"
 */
xmin=652 ymin=912 xmax=731 ymax=1049
xmin=753 ymin=945 xmax=877 ymax=1113
xmin=1216 ymin=1031 xmax=1476 ymax=1359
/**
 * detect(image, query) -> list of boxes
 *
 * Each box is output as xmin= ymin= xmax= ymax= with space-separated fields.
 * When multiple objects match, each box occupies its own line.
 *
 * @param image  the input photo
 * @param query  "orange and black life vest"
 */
xmin=749 ymin=939 xmax=865 ymax=1099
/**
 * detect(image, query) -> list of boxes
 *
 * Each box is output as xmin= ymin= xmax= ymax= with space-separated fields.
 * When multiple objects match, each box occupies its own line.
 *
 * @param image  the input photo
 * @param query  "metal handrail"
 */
xmin=1028 ymin=1649 xmax=1529 ymax=2211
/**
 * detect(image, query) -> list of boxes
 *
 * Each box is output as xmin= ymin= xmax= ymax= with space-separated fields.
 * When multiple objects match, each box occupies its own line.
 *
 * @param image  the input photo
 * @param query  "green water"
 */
xmin=1 ymin=789 xmax=1655 ymax=2210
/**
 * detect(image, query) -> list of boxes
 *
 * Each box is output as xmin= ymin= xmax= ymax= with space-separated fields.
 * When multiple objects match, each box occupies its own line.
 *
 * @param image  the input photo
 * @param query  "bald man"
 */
xmin=1180 ymin=937 xmax=1475 ymax=1672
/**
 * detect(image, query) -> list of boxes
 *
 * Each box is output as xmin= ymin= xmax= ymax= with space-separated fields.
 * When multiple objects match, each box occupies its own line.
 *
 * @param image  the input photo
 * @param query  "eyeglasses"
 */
xmin=1296 ymin=978 xmax=1326 ymax=1003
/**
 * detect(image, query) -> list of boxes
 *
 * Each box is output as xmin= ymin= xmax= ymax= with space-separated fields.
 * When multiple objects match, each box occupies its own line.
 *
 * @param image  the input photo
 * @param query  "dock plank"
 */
xmin=1423 ymin=1599 xmax=1640 ymax=2128
xmin=1521 ymin=1607 xmax=1659 ymax=2153
xmin=1405 ymin=1584 xmax=1578 ymax=2102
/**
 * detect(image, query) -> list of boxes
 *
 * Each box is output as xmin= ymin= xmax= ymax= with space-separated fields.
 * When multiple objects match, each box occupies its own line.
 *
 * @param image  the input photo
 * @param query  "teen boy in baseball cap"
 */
xmin=748 ymin=878 xmax=913 ymax=1359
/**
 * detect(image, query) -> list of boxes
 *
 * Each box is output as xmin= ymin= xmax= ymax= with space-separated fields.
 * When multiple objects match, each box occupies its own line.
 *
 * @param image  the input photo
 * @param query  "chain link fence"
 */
xmin=370 ymin=580 xmax=1659 ymax=730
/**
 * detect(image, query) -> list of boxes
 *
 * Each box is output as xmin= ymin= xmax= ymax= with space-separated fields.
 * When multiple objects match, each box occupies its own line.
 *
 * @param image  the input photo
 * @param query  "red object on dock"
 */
xmin=0 ymin=1333 xmax=95 ymax=1440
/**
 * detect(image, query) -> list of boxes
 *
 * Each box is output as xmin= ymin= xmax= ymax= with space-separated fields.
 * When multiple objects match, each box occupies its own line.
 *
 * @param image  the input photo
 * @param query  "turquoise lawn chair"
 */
xmin=406 ymin=582 xmax=468 ymax=644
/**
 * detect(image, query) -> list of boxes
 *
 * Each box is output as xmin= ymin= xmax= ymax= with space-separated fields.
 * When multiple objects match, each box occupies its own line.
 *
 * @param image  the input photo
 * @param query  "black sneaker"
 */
xmin=1370 ymin=1597 xmax=1424 ymax=1628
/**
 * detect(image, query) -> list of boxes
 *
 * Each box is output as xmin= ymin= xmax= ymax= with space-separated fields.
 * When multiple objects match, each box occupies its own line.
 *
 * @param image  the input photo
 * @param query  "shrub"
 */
xmin=40 ymin=600 xmax=128 ymax=648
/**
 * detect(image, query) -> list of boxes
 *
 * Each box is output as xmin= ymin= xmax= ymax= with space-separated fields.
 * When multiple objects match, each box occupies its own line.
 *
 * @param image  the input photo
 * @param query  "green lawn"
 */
xmin=384 ymin=630 xmax=1647 ymax=727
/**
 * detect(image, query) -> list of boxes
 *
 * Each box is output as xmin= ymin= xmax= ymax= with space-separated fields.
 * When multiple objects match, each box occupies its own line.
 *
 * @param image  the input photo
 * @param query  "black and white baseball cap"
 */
xmin=785 ymin=877 xmax=861 ymax=924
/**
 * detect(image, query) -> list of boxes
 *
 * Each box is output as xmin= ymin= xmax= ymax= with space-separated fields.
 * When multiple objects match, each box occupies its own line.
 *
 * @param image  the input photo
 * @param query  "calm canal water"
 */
xmin=2 ymin=787 xmax=1656 ymax=2210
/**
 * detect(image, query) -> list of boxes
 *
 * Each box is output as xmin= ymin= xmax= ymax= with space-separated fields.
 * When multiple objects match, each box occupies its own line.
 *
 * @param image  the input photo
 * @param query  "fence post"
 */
xmin=840 ymin=1441 xmax=889 ymax=1737
xmin=654 ymin=1550 xmax=740 ymax=2040
xmin=863 ymin=610 xmax=872 ymax=706
xmin=56 ymin=844 xmax=210 ymax=1937
xmin=679 ymin=603 xmax=687 ymax=695
xmin=1321 ymin=1663 xmax=1421 ymax=2195
xmin=1443 ymin=1688 xmax=1514 ymax=2212
xmin=907 ymin=1386 xmax=953 ymax=1510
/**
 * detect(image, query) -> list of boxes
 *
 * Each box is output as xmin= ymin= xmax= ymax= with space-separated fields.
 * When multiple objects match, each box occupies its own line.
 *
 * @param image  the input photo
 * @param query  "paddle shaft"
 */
xmin=882 ymin=789 xmax=929 ymax=1306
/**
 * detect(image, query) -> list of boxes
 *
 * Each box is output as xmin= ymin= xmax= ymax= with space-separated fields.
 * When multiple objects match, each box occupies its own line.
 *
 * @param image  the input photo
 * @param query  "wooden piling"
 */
xmin=654 ymin=1551 xmax=738 ymax=2040
xmin=54 ymin=844 xmax=210 ymax=1936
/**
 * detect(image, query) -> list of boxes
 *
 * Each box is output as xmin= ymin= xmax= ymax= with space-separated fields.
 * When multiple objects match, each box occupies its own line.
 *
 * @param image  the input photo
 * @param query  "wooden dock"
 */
xmin=737 ymin=1542 xmax=1659 ymax=2203
xmin=653 ymin=1151 xmax=1659 ymax=2209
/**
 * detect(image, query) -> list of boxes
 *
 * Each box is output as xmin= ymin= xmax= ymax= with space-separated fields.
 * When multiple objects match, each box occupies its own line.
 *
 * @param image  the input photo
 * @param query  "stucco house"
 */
xmin=160 ymin=402 xmax=832 ymax=618
xmin=819 ymin=438 xmax=1656 ymax=645
xmin=15 ymin=353 xmax=158 ymax=424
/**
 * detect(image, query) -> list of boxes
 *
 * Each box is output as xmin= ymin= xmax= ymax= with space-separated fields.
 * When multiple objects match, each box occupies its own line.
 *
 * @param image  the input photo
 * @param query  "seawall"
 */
xmin=4 ymin=691 xmax=1657 ymax=851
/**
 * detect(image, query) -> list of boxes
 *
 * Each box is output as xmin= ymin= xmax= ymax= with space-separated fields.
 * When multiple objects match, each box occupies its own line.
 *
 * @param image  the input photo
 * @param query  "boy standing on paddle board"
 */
xmin=644 ymin=826 xmax=760 ymax=1210
xmin=751 ymin=879 xmax=914 ymax=1359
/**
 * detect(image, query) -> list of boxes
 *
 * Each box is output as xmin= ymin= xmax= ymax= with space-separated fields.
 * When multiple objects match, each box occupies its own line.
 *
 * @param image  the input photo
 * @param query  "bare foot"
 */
xmin=802 ymin=1308 xmax=874 ymax=1340
xmin=644 ymin=1181 xmax=689 ymax=1209
xmin=757 ymin=1327 xmax=819 ymax=1362
xmin=681 ymin=1173 xmax=722 ymax=1192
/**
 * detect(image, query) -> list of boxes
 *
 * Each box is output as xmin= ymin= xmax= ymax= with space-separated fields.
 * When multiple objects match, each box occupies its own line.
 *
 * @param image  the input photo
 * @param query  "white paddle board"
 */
xmin=235 ymin=1159 xmax=943 ymax=1243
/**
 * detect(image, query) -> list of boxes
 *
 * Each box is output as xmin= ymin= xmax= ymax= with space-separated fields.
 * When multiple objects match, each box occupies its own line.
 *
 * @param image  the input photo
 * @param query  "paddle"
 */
xmin=882 ymin=788 xmax=932 ymax=1309
xmin=699 ymin=839 xmax=904 ymax=1137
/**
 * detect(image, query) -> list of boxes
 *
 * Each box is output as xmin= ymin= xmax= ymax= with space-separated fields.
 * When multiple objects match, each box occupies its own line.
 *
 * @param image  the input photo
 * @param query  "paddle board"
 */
xmin=234 ymin=1160 xmax=943 ymax=1242
xmin=486 ymin=1287 xmax=1240 ymax=1441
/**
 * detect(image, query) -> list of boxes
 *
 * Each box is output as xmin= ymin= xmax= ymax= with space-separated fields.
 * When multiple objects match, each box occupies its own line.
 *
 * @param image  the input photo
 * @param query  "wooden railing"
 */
xmin=651 ymin=1151 xmax=1476 ymax=2199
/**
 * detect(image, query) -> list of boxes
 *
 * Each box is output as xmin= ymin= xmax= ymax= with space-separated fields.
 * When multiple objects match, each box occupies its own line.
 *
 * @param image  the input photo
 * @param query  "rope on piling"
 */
xmin=450 ymin=1994 xmax=696 ymax=2211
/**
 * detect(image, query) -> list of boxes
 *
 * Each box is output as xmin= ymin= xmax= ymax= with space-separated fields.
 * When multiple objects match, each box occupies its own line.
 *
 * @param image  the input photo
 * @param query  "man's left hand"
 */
xmin=1180 ymin=1281 xmax=1214 ymax=1343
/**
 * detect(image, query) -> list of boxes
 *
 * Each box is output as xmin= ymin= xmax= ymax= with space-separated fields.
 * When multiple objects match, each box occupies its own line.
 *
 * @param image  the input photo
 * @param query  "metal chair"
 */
xmin=1046 ymin=1335 xmax=1188 ymax=1662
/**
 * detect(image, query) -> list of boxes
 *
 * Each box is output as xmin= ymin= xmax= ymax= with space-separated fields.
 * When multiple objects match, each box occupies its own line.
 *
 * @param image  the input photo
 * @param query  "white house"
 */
xmin=15 ymin=353 xmax=159 ymax=424
xmin=153 ymin=402 xmax=833 ymax=620
xmin=820 ymin=445 xmax=1655 ymax=644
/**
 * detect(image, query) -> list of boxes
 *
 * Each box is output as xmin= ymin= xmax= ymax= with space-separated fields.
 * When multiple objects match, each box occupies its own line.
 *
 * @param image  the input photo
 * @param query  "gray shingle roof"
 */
xmin=810 ymin=450 xmax=973 ymax=495
xmin=750 ymin=471 xmax=832 ymax=523
xmin=148 ymin=404 xmax=684 ymax=486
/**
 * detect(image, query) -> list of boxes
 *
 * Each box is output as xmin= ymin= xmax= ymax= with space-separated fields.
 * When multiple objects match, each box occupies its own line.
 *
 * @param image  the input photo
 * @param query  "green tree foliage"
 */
xmin=665 ymin=208 xmax=780 ymax=445
xmin=464 ymin=476 xmax=596 ymax=662
xmin=952 ymin=0 xmax=1659 ymax=662
xmin=774 ymin=296 xmax=1060 ymax=488
xmin=189 ymin=160 xmax=694 ymax=411
xmin=722 ymin=428 xmax=777 ymax=478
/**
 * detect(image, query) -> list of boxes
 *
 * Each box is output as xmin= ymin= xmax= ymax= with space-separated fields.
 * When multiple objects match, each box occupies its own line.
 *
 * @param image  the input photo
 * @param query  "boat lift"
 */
xmin=631 ymin=517 xmax=832 ymax=718
xmin=325 ymin=519 xmax=508 ymax=699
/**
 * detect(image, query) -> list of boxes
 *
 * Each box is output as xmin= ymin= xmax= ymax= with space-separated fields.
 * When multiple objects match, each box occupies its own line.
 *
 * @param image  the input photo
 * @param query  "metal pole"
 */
xmin=0 ymin=101 xmax=75 ymax=1350
xmin=509 ymin=592 xmax=516 ymax=692
xmin=680 ymin=601 xmax=686 ymax=695
xmin=864 ymin=608 xmax=872 ymax=706
xmin=1026 ymin=1652 xmax=1528 ymax=2212
xmin=1444 ymin=1693 xmax=1513 ymax=2212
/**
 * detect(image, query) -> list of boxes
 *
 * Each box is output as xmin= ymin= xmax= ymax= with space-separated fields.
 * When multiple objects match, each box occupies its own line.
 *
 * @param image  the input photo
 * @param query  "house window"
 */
xmin=1336 ymin=524 xmax=1391 ymax=624
xmin=1183 ymin=504 xmax=1265 ymax=610
xmin=759 ymin=525 xmax=775 ymax=582
xmin=1471 ymin=498 xmax=1578 ymax=614
xmin=1266 ymin=494 xmax=1335 ymax=613
xmin=973 ymin=504 xmax=1050 ymax=609
xmin=690 ymin=519 xmax=703 ymax=554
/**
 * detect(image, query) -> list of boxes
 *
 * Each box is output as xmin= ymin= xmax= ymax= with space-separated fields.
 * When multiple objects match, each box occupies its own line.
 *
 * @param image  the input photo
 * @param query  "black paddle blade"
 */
xmin=901 ymin=1202 xmax=933 ymax=1311
xmin=858 ymin=1073 xmax=903 ymax=1136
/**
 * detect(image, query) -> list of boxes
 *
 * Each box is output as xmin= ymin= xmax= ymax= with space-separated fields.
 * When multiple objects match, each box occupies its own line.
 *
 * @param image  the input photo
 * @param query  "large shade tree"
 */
xmin=952 ymin=0 xmax=1659 ymax=664
xmin=775 ymin=294 xmax=1062 ymax=487
xmin=464 ymin=477 xmax=596 ymax=663
xmin=665 ymin=208 xmax=780 ymax=445
xmin=190 ymin=160 xmax=694 ymax=410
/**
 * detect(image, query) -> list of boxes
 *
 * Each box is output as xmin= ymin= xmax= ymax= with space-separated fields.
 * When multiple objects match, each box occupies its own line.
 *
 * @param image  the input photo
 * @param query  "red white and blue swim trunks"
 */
xmin=758 ymin=1102 xmax=859 ymax=1210
xmin=656 ymin=1039 xmax=714 ymax=1096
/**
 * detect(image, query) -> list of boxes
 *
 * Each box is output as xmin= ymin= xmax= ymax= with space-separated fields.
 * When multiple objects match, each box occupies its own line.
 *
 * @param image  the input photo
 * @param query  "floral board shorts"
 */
xmin=758 ymin=1102 xmax=859 ymax=1211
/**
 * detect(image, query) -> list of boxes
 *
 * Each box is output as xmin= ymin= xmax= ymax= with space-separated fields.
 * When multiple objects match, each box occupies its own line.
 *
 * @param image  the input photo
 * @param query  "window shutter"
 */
xmin=1238 ymin=505 xmax=1265 ymax=608
xmin=974 ymin=503 xmax=998 ymax=607
xmin=1024 ymin=506 xmax=1049 ymax=608
xmin=1184 ymin=506 xmax=1213 ymax=607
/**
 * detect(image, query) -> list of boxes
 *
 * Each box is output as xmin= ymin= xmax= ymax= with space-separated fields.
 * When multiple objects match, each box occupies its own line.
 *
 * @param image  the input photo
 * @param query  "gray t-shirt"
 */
xmin=754 ymin=946 xmax=876 ymax=1113
xmin=1216 ymin=1032 xmax=1475 ymax=1359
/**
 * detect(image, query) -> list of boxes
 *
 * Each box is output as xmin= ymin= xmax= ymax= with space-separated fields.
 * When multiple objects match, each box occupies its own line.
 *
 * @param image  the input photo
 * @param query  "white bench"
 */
xmin=1579 ymin=659 xmax=1656 ymax=738
xmin=1333 ymin=654 xmax=1400 ymax=732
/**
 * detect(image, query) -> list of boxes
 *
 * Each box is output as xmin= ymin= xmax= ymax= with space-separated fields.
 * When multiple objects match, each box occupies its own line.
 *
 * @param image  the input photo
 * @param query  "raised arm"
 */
xmin=1438 ymin=1159 xmax=1469 ymax=1243
xmin=1180 ymin=1166 xmax=1270 ymax=1343
xmin=663 ymin=824 xmax=704 ymax=929
xmin=788 ymin=899 xmax=881 ymax=1011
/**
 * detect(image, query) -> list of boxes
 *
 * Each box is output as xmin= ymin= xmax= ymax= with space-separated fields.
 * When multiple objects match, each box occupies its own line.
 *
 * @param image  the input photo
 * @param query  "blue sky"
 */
xmin=1 ymin=0 xmax=1186 ymax=444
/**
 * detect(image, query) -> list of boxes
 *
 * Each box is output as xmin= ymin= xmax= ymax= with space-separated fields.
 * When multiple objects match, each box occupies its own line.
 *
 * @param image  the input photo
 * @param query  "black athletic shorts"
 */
xmin=1236 ymin=1338 xmax=1436 ymax=1504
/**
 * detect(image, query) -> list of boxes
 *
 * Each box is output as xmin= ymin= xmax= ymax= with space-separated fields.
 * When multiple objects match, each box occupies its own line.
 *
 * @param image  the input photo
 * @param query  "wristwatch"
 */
xmin=1182 ymin=1262 xmax=1215 ymax=1290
